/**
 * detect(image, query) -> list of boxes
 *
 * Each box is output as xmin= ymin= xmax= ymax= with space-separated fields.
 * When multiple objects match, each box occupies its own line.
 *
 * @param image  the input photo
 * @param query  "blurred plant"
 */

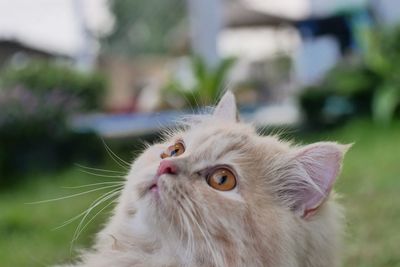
xmin=0 ymin=61 xmax=106 ymax=110
xmin=165 ymin=56 xmax=236 ymax=108
xmin=300 ymin=26 xmax=400 ymax=127
xmin=299 ymin=62 xmax=376 ymax=127
xmin=361 ymin=27 xmax=400 ymax=125
xmin=0 ymin=61 xmax=106 ymax=185
xmin=0 ymin=86 xmax=81 ymax=133
xmin=0 ymin=85 xmax=101 ymax=186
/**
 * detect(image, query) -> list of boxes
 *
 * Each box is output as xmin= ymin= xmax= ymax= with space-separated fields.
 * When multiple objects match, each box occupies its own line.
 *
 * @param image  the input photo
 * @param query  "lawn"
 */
xmin=0 ymin=120 xmax=399 ymax=267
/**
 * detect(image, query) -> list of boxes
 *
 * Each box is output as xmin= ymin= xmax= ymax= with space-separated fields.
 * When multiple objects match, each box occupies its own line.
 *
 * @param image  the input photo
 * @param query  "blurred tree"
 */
xmin=0 ymin=61 xmax=106 ymax=110
xmin=102 ymin=0 xmax=186 ymax=56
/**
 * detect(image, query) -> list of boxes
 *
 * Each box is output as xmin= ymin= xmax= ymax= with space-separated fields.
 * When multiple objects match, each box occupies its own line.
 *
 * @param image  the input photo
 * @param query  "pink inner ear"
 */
xmin=295 ymin=143 xmax=344 ymax=219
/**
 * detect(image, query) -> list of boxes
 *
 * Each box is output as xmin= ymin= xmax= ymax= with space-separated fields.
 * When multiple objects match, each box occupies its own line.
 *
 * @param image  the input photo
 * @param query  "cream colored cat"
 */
xmin=63 ymin=91 xmax=349 ymax=267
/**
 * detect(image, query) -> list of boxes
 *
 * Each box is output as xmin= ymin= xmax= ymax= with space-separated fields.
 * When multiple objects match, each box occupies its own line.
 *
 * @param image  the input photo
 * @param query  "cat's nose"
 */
xmin=157 ymin=160 xmax=179 ymax=176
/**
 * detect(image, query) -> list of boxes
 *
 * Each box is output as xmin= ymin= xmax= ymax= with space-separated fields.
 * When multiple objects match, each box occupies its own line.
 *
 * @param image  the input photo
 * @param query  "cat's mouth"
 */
xmin=148 ymin=176 xmax=159 ymax=193
xmin=149 ymin=182 xmax=158 ymax=192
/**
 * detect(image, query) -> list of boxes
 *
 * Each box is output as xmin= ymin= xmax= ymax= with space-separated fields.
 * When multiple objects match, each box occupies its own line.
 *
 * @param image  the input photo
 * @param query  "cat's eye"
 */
xmin=206 ymin=168 xmax=236 ymax=191
xmin=161 ymin=141 xmax=185 ymax=159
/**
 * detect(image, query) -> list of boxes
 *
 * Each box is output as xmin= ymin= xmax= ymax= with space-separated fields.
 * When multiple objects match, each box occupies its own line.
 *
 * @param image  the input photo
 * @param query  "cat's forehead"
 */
xmin=162 ymin=117 xmax=287 ymax=161
xmin=182 ymin=119 xmax=253 ymax=146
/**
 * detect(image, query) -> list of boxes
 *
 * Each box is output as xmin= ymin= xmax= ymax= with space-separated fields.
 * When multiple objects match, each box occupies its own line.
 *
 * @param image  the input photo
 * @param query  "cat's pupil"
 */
xmin=218 ymin=175 xmax=227 ymax=185
xmin=171 ymin=149 xmax=178 ymax=156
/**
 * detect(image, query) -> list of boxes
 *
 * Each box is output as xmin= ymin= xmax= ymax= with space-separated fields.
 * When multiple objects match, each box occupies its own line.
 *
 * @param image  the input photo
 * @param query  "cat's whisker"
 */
xmin=173 ymin=201 xmax=194 ymax=262
xmin=164 ymin=204 xmax=177 ymax=237
xmin=53 ymin=186 xmax=123 ymax=231
xmin=180 ymin=208 xmax=194 ymax=262
xmin=62 ymin=181 xmax=124 ymax=189
xmin=26 ymin=184 xmax=122 ymax=204
xmin=71 ymin=201 xmax=121 ymax=253
xmin=180 ymin=194 xmax=222 ymax=266
xmin=177 ymin=91 xmax=197 ymax=119
xmin=180 ymin=203 xmax=211 ymax=258
xmin=188 ymin=88 xmax=199 ymax=110
xmin=74 ymin=163 xmax=126 ymax=174
xmin=69 ymin=189 xmax=122 ymax=253
xmin=72 ymin=189 xmax=121 ymax=236
xmin=101 ymin=139 xmax=131 ymax=170
xmin=76 ymin=168 xmax=126 ymax=179
xmin=176 ymin=200 xmax=203 ymax=256
xmin=71 ymin=193 xmax=120 ymax=246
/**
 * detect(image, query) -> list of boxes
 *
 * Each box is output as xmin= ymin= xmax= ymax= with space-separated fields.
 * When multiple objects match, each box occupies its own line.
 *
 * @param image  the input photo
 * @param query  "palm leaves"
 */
xmin=166 ymin=56 xmax=236 ymax=108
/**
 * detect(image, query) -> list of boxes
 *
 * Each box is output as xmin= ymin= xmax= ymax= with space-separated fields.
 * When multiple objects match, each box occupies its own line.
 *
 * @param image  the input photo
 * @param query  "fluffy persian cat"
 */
xmin=62 ymin=91 xmax=350 ymax=267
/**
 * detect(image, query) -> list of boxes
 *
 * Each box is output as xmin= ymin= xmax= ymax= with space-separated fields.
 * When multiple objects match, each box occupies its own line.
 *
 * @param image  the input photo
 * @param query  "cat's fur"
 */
xmin=63 ymin=91 xmax=349 ymax=267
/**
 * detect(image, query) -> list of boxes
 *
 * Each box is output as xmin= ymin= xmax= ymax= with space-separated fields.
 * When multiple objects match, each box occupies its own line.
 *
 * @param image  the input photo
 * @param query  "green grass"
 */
xmin=1 ymin=120 xmax=399 ymax=267
xmin=0 ymin=169 xmax=120 ymax=267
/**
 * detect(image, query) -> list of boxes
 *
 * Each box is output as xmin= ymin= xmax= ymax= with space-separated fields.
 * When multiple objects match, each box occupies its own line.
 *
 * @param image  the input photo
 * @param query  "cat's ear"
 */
xmin=213 ymin=91 xmax=238 ymax=122
xmin=288 ymin=142 xmax=351 ymax=219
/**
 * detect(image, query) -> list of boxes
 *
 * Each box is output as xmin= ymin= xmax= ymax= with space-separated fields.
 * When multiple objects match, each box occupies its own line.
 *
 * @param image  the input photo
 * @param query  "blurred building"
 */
xmin=1 ymin=0 xmax=400 ymax=117
xmin=96 ymin=0 xmax=400 ymax=115
xmin=0 ymin=39 xmax=69 ymax=70
xmin=0 ymin=0 xmax=113 ymax=70
xmin=220 ymin=0 xmax=400 ymax=87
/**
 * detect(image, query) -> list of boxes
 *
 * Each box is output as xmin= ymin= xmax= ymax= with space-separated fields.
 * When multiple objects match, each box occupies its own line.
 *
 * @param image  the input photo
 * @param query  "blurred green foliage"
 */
xmin=362 ymin=27 xmax=400 ymax=125
xmin=103 ymin=0 xmax=186 ymax=56
xmin=300 ymin=26 xmax=400 ymax=127
xmin=299 ymin=63 xmax=378 ymax=127
xmin=0 ymin=61 xmax=107 ymax=185
xmin=165 ymin=56 xmax=236 ymax=108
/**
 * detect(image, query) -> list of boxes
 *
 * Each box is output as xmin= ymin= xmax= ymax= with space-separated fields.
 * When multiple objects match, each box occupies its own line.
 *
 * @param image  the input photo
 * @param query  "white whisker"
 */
xmin=181 ymin=194 xmax=223 ymax=267
xmin=77 ymin=168 xmax=125 ymax=179
xmin=52 ymin=187 xmax=123 ymax=230
xmin=62 ymin=181 xmax=124 ymax=189
xmin=101 ymin=139 xmax=131 ymax=169
xmin=71 ymin=192 xmax=120 ymax=246
xmin=26 ymin=184 xmax=122 ymax=204
xmin=75 ymin=163 xmax=126 ymax=174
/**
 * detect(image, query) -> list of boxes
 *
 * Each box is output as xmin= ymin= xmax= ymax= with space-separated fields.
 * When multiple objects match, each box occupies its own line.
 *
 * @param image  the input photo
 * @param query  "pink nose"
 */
xmin=157 ymin=160 xmax=179 ymax=176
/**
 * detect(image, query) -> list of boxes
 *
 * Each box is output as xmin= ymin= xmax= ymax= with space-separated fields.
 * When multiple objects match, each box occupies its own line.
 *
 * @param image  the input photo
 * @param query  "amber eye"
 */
xmin=161 ymin=141 xmax=185 ymax=159
xmin=206 ymin=168 xmax=236 ymax=191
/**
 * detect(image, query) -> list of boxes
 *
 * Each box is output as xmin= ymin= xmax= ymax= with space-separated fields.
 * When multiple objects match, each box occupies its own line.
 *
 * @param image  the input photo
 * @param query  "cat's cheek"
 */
xmin=213 ymin=188 xmax=244 ymax=203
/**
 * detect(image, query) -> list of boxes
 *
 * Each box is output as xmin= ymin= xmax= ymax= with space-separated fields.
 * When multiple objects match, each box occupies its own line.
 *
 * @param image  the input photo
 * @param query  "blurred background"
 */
xmin=0 ymin=0 xmax=399 ymax=266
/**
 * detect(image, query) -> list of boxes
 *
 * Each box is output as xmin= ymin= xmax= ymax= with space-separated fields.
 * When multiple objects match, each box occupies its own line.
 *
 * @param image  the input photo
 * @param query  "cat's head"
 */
xmin=120 ymin=91 xmax=349 ymax=263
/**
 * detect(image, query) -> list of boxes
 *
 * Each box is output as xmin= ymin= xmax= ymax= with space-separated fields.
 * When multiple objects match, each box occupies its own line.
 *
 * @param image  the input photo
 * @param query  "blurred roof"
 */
xmin=226 ymin=0 xmax=369 ymax=27
xmin=225 ymin=1 xmax=295 ymax=27
xmin=239 ymin=0 xmax=310 ymax=20
xmin=0 ymin=39 xmax=69 ymax=58
xmin=0 ymin=0 xmax=113 ymax=57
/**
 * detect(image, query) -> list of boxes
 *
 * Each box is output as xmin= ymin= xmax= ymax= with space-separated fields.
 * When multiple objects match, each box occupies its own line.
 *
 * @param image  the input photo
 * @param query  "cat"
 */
xmin=62 ymin=91 xmax=350 ymax=267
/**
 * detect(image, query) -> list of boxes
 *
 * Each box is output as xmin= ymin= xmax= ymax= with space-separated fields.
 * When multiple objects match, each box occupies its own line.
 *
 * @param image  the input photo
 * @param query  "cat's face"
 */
xmin=120 ymin=91 xmax=348 ymax=263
